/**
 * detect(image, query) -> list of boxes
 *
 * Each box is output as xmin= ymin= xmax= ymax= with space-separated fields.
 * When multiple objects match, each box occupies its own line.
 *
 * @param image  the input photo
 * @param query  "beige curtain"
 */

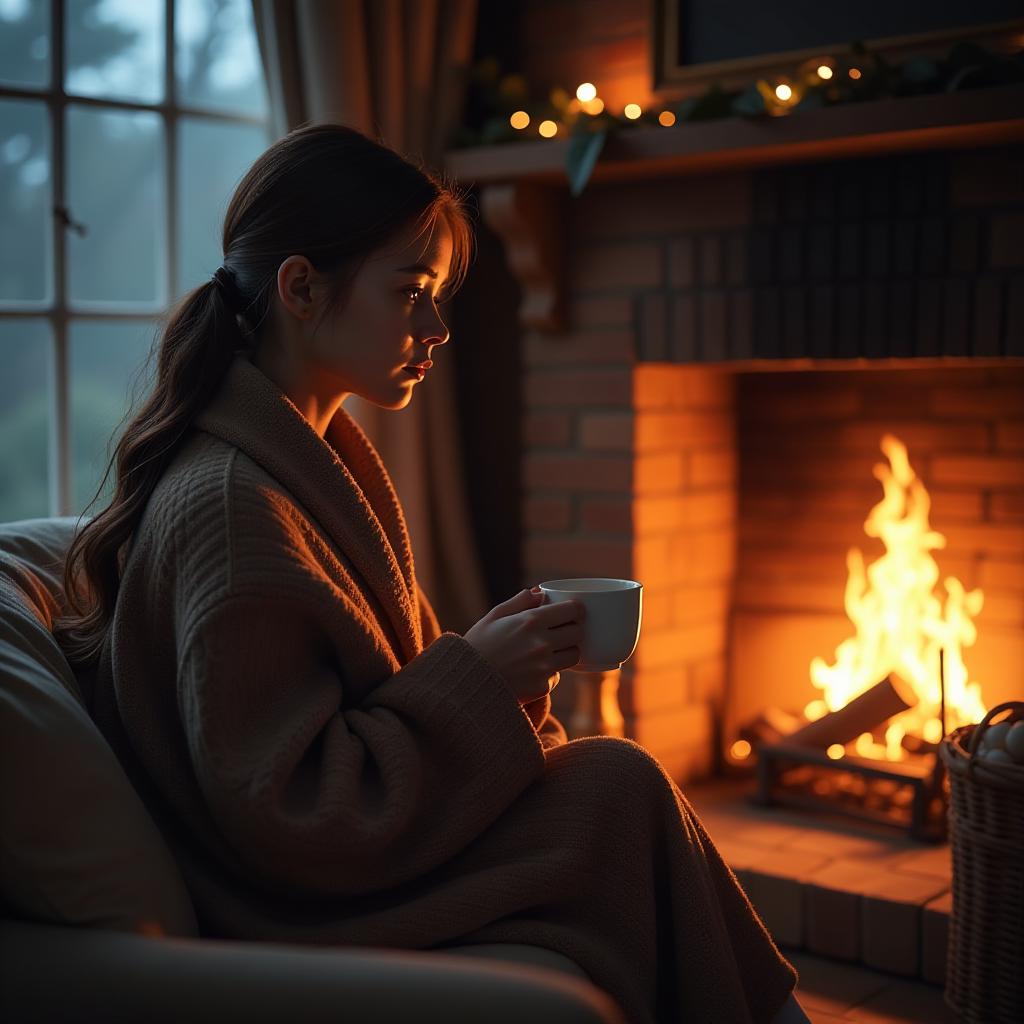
xmin=251 ymin=0 xmax=488 ymax=633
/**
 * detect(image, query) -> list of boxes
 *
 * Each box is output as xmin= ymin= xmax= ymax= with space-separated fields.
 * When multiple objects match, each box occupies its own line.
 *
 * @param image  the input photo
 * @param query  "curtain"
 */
xmin=251 ymin=0 xmax=488 ymax=633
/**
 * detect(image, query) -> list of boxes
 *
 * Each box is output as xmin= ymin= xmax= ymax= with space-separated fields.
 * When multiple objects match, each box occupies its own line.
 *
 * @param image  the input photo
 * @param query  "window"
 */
xmin=0 ymin=0 xmax=271 ymax=520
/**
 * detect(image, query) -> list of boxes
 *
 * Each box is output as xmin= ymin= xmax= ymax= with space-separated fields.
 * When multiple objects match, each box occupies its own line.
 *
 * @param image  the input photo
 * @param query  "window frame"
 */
xmin=0 ymin=0 xmax=268 ymax=516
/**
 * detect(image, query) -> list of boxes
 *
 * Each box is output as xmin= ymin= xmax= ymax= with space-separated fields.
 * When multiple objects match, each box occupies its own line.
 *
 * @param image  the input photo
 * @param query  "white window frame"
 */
xmin=0 ymin=0 xmax=268 ymax=516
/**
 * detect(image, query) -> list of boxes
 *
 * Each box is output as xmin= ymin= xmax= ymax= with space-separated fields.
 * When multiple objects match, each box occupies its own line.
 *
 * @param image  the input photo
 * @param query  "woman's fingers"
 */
xmin=553 ymin=646 xmax=581 ymax=671
xmin=533 ymin=600 xmax=586 ymax=628
xmin=549 ymin=621 xmax=584 ymax=649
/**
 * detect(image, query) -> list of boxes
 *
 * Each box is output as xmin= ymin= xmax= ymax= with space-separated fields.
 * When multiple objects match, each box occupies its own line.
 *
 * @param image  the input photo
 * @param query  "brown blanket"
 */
xmin=90 ymin=355 xmax=795 ymax=1023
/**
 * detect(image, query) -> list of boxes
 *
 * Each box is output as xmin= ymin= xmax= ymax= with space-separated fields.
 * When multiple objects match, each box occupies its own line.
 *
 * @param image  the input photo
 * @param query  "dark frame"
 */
xmin=650 ymin=1 xmax=1024 ymax=95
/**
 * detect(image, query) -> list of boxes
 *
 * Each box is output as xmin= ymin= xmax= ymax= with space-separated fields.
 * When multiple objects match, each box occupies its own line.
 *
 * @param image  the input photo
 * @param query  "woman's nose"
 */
xmin=422 ymin=307 xmax=450 ymax=346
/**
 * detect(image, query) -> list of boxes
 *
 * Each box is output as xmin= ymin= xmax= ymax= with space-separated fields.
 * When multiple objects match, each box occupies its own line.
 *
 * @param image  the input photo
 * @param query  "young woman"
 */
xmin=57 ymin=124 xmax=807 ymax=1024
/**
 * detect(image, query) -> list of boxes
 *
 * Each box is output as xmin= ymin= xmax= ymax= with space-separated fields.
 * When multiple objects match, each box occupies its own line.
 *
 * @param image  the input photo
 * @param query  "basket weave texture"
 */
xmin=939 ymin=700 xmax=1024 ymax=1024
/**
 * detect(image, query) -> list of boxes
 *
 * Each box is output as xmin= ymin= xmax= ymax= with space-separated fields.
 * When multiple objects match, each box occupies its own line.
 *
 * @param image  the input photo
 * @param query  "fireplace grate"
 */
xmin=752 ymin=741 xmax=948 ymax=843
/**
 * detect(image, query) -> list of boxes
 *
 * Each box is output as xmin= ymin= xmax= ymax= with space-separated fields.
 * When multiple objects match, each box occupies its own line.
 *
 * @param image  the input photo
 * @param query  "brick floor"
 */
xmin=685 ymin=778 xmax=953 ymax=996
xmin=790 ymin=952 xmax=960 ymax=1023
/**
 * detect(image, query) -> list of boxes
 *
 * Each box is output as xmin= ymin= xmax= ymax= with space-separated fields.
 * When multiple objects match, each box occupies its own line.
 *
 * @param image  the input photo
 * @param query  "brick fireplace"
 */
xmin=453 ymin=138 xmax=1023 ymax=785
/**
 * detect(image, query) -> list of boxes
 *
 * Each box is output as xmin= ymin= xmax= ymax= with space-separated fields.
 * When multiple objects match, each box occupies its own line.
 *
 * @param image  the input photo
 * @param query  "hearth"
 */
xmin=452 ymin=130 xmax=1024 ymax=819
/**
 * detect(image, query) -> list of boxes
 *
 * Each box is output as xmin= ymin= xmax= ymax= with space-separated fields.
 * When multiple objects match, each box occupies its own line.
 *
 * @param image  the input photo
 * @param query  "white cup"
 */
xmin=538 ymin=578 xmax=643 ymax=672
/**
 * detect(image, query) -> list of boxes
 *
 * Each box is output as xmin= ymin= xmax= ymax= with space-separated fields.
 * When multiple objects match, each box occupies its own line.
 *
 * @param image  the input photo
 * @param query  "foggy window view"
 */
xmin=0 ymin=0 xmax=270 ymax=522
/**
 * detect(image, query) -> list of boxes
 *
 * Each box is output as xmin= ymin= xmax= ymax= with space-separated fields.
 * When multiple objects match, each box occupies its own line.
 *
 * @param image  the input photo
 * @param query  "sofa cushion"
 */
xmin=0 ymin=517 xmax=198 ymax=937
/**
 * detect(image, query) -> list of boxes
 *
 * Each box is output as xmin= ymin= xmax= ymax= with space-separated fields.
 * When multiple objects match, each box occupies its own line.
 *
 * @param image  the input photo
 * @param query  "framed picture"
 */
xmin=651 ymin=0 xmax=1024 ymax=93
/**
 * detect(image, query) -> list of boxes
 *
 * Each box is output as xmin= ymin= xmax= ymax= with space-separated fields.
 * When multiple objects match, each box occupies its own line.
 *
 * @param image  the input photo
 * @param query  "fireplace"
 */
xmin=449 ymin=135 xmax=1024 ymax=812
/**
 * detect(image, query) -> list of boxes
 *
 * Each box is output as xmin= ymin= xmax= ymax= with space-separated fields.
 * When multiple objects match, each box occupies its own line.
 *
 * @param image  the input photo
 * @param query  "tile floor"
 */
xmin=683 ymin=779 xmax=965 ymax=1021
xmin=789 ymin=950 xmax=960 ymax=1023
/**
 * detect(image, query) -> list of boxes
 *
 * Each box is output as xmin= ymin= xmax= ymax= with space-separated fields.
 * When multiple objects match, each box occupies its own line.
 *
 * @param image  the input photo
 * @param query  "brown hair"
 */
xmin=54 ymin=123 xmax=474 ymax=671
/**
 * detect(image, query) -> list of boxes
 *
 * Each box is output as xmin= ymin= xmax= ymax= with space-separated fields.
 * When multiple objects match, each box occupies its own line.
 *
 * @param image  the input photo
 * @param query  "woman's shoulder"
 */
xmin=141 ymin=429 xmax=324 ymax=587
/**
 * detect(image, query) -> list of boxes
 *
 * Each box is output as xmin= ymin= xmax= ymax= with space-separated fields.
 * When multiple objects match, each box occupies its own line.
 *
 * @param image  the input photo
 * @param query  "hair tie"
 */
xmin=211 ymin=266 xmax=242 ymax=312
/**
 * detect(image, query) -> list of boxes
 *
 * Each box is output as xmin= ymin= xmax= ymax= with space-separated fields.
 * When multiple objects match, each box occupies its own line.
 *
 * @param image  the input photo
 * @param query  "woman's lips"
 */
xmin=403 ymin=366 xmax=426 ymax=380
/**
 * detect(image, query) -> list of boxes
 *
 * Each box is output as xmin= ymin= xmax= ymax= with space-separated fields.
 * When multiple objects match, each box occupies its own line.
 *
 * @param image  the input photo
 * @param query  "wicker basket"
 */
xmin=939 ymin=700 xmax=1024 ymax=1024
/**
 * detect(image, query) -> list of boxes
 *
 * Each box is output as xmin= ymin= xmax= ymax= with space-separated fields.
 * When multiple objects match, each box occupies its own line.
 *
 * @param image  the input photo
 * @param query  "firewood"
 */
xmin=738 ymin=706 xmax=803 ymax=746
xmin=787 ymin=674 xmax=918 ymax=749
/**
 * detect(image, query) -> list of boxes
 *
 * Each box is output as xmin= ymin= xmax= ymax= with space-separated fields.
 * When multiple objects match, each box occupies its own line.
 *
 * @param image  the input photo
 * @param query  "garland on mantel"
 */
xmin=453 ymin=39 xmax=1024 ymax=196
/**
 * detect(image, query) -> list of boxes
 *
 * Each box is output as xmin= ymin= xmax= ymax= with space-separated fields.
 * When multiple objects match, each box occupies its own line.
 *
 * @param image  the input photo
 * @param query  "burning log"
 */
xmin=738 ymin=706 xmax=803 ymax=747
xmin=787 ymin=674 xmax=918 ymax=750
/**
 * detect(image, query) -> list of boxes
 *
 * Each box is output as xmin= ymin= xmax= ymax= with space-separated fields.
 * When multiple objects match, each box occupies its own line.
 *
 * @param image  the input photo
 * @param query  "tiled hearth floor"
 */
xmin=685 ymin=779 xmax=960 ymax=1023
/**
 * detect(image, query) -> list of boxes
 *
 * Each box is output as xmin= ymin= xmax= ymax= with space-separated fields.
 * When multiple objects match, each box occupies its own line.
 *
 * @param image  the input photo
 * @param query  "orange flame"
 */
xmin=809 ymin=435 xmax=986 ymax=759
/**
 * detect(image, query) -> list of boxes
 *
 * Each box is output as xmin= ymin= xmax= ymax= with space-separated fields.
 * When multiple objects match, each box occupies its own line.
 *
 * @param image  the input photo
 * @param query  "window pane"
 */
xmin=69 ymin=319 xmax=156 ymax=513
xmin=65 ymin=0 xmax=164 ymax=104
xmin=0 ymin=0 xmax=51 ymax=88
xmin=0 ymin=99 xmax=52 ymax=305
xmin=0 ymin=318 xmax=51 ymax=521
xmin=66 ymin=105 xmax=166 ymax=309
xmin=177 ymin=117 xmax=268 ymax=291
xmin=175 ymin=0 xmax=267 ymax=117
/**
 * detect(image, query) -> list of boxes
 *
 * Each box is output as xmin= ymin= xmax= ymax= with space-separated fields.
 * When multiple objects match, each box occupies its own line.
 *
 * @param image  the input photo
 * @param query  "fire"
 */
xmin=809 ymin=435 xmax=986 ymax=760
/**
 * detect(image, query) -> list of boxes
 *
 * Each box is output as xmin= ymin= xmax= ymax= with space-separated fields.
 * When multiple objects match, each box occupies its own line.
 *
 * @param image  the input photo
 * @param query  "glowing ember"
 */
xmin=809 ymin=435 xmax=986 ymax=760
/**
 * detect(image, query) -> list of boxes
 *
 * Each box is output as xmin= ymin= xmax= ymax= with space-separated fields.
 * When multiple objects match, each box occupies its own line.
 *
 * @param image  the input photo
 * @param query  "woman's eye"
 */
xmin=403 ymin=286 xmax=424 ymax=303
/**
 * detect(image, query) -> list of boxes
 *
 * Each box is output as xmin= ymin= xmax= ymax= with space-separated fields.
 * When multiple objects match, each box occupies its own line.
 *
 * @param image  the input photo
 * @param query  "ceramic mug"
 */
xmin=538 ymin=577 xmax=643 ymax=672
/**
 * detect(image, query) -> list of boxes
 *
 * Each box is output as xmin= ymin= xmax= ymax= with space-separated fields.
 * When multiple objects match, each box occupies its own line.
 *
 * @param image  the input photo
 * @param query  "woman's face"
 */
xmin=269 ymin=217 xmax=454 ymax=416
xmin=315 ymin=218 xmax=453 ymax=410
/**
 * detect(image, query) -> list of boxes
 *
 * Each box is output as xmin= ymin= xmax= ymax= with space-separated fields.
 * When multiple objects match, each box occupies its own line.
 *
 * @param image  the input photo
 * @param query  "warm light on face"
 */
xmin=774 ymin=83 xmax=793 ymax=102
xmin=576 ymin=82 xmax=597 ymax=102
xmin=658 ymin=110 xmax=676 ymax=126
xmin=509 ymin=110 xmax=530 ymax=129
xmin=538 ymin=119 xmax=558 ymax=138
xmin=624 ymin=103 xmax=642 ymax=119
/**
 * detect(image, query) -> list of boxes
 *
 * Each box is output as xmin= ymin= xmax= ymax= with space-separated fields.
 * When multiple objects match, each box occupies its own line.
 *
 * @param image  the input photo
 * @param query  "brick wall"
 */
xmin=521 ymin=144 xmax=1023 ymax=784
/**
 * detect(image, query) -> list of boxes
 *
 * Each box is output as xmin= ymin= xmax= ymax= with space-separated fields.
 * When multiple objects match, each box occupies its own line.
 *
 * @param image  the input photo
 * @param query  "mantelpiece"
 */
xmin=445 ymin=84 xmax=1024 ymax=334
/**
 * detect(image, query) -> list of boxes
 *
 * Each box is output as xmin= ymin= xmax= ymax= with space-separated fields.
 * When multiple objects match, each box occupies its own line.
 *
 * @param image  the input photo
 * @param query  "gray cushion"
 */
xmin=0 ymin=517 xmax=198 ymax=936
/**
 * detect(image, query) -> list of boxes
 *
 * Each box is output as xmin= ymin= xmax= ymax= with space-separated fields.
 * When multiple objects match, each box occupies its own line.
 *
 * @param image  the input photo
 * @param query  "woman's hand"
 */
xmin=463 ymin=588 xmax=585 ymax=705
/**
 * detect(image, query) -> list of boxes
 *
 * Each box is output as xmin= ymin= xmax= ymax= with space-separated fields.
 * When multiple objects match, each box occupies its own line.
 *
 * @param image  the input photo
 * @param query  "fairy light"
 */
xmin=575 ymin=82 xmax=597 ymax=102
xmin=538 ymin=119 xmax=558 ymax=138
xmin=581 ymin=96 xmax=604 ymax=115
xmin=658 ymin=110 xmax=676 ymax=126
xmin=624 ymin=103 xmax=642 ymax=119
xmin=817 ymin=64 xmax=833 ymax=80
xmin=826 ymin=744 xmax=846 ymax=760
xmin=849 ymin=67 xmax=862 ymax=80
xmin=774 ymin=83 xmax=792 ymax=102
xmin=730 ymin=739 xmax=752 ymax=760
xmin=509 ymin=110 xmax=530 ymax=129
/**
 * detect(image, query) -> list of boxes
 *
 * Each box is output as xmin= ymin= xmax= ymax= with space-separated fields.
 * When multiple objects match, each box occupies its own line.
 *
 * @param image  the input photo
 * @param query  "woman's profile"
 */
xmin=56 ymin=123 xmax=807 ymax=1024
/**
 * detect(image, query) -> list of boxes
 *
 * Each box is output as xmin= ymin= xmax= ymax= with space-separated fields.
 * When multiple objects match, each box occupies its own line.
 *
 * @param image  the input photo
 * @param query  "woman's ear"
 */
xmin=276 ymin=255 xmax=316 ymax=321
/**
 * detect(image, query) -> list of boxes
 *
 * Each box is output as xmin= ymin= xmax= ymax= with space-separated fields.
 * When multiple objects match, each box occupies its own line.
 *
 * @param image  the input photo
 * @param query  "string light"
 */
xmin=826 ymin=744 xmax=846 ymax=760
xmin=658 ymin=110 xmax=676 ymax=126
xmin=509 ymin=110 xmax=530 ymax=129
xmin=538 ymin=119 xmax=558 ymax=137
xmin=730 ymin=739 xmax=752 ymax=760
xmin=774 ymin=83 xmax=792 ymax=101
xmin=581 ymin=96 xmax=604 ymax=115
xmin=575 ymin=82 xmax=597 ymax=102
xmin=849 ymin=67 xmax=862 ymax=80
xmin=816 ymin=64 xmax=833 ymax=80
xmin=623 ymin=103 xmax=642 ymax=119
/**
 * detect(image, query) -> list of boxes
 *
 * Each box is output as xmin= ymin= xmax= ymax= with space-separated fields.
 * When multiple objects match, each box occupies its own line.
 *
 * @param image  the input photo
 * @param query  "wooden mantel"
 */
xmin=444 ymin=85 xmax=1024 ymax=332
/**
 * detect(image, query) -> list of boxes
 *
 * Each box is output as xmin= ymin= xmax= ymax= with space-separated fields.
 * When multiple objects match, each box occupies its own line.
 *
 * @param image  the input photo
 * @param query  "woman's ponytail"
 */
xmin=55 ymin=276 xmax=246 ymax=670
